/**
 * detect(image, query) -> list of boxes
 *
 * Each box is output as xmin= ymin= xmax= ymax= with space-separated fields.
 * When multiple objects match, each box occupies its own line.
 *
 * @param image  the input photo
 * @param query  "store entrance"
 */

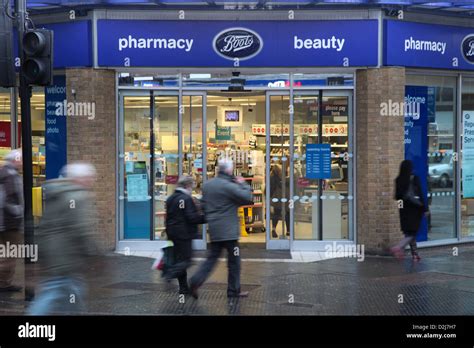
xmin=206 ymin=91 xmax=267 ymax=246
xmin=119 ymin=86 xmax=353 ymax=251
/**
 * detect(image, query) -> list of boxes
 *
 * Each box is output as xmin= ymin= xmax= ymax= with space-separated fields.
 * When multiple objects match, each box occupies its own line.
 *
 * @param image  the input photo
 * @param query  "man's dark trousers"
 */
xmin=167 ymin=239 xmax=193 ymax=293
xmin=190 ymin=240 xmax=240 ymax=297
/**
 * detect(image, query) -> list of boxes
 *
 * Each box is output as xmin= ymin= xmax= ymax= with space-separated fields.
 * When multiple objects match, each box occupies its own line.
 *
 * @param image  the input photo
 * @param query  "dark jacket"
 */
xmin=202 ymin=172 xmax=253 ymax=242
xmin=0 ymin=162 xmax=23 ymax=232
xmin=395 ymin=174 xmax=427 ymax=234
xmin=166 ymin=188 xmax=206 ymax=241
xmin=36 ymin=179 xmax=97 ymax=277
xmin=269 ymin=173 xmax=290 ymax=208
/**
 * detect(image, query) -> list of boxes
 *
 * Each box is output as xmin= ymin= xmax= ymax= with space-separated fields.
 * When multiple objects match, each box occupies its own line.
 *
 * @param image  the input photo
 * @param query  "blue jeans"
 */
xmin=27 ymin=277 xmax=86 ymax=315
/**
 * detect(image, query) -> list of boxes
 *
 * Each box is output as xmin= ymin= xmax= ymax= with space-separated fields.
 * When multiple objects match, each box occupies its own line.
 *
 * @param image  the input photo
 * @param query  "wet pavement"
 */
xmin=1 ymin=244 xmax=474 ymax=315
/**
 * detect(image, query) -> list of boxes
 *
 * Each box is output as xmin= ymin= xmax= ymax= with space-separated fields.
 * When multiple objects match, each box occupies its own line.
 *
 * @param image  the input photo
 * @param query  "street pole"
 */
xmin=15 ymin=0 xmax=34 ymax=301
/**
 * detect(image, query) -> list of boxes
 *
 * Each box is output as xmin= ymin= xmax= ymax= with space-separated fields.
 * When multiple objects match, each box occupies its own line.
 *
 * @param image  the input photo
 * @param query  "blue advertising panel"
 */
xmin=14 ymin=21 xmax=92 ymax=68
xmin=384 ymin=20 xmax=474 ymax=71
xmin=463 ymin=111 xmax=474 ymax=198
xmin=97 ymin=20 xmax=378 ymax=67
xmin=45 ymin=75 xmax=67 ymax=179
xmin=306 ymin=143 xmax=331 ymax=179
xmin=405 ymin=86 xmax=430 ymax=242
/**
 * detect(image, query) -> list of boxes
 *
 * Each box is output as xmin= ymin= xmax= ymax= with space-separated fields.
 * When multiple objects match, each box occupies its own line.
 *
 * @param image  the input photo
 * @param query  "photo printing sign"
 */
xmin=97 ymin=20 xmax=378 ymax=67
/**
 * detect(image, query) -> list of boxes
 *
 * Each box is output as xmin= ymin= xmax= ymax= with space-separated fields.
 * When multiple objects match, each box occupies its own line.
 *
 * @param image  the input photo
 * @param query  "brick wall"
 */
xmin=66 ymin=68 xmax=116 ymax=251
xmin=356 ymin=67 xmax=405 ymax=255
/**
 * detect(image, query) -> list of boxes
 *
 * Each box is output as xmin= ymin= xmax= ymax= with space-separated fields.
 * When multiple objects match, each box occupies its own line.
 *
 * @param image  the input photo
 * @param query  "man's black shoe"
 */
xmin=190 ymin=284 xmax=199 ymax=299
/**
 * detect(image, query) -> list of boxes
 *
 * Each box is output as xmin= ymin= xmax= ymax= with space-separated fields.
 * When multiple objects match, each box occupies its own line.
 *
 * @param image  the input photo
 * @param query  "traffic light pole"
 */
xmin=15 ymin=0 xmax=34 ymax=301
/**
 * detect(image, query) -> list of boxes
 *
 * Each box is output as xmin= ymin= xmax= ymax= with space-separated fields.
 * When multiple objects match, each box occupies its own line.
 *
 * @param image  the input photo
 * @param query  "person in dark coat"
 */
xmin=390 ymin=160 xmax=429 ymax=261
xmin=189 ymin=158 xmax=254 ymax=299
xmin=28 ymin=162 xmax=98 ymax=315
xmin=164 ymin=175 xmax=206 ymax=295
xmin=269 ymin=164 xmax=290 ymax=238
xmin=0 ymin=150 xmax=23 ymax=292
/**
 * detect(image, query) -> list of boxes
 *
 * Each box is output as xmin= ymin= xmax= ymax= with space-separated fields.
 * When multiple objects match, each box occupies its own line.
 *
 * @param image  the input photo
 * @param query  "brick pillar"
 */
xmin=356 ymin=67 xmax=405 ymax=255
xmin=66 ymin=68 xmax=116 ymax=251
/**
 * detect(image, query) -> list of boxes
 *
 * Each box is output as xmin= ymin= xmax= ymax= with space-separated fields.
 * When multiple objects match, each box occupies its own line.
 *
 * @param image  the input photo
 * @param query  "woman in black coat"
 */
xmin=164 ymin=175 xmax=206 ymax=294
xmin=390 ymin=160 xmax=429 ymax=261
xmin=269 ymin=164 xmax=290 ymax=239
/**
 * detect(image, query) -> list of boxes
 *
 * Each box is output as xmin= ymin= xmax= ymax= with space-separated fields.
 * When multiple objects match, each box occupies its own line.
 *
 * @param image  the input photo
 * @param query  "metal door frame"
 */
xmin=266 ymin=90 xmax=292 ymax=250
xmin=183 ymin=91 xmax=208 ymax=250
xmin=291 ymin=89 xmax=355 ymax=251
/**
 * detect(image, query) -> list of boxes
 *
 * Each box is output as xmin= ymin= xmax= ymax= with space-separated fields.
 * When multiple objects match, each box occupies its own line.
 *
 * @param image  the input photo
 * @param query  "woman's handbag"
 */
xmin=404 ymin=175 xmax=424 ymax=208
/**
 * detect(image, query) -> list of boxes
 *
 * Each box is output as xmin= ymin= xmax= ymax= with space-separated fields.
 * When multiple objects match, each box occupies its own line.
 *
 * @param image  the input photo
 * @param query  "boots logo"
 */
xmin=462 ymin=34 xmax=474 ymax=64
xmin=213 ymin=28 xmax=263 ymax=60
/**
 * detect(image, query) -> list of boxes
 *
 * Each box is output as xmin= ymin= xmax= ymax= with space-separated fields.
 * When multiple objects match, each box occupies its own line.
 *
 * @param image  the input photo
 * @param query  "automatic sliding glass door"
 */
xmin=266 ymin=92 xmax=291 ymax=249
xmin=292 ymin=91 xmax=353 ymax=243
xmin=119 ymin=91 xmax=207 ymax=248
xmin=182 ymin=92 xmax=207 ymax=248
xmin=265 ymin=90 xmax=354 ymax=250
xmin=153 ymin=93 xmax=180 ymax=240
xmin=120 ymin=92 xmax=153 ymax=240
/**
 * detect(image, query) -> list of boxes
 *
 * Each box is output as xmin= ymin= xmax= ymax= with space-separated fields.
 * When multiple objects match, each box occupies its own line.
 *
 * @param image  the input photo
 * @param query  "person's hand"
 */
xmin=235 ymin=176 xmax=246 ymax=184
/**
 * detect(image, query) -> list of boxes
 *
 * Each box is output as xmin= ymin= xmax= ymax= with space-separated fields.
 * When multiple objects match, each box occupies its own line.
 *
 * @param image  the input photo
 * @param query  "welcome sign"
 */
xmin=97 ymin=20 xmax=378 ymax=67
xmin=384 ymin=20 xmax=474 ymax=70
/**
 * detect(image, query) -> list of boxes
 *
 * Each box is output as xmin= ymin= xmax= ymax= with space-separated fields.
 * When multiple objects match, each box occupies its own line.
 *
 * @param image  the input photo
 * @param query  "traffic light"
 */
xmin=0 ymin=0 xmax=16 ymax=87
xmin=22 ymin=29 xmax=53 ymax=86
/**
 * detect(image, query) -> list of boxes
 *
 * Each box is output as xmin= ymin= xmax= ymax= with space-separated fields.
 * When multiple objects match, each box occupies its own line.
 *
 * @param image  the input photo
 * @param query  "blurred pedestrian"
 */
xmin=164 ymin=175 xmax=206 ymax=295
xmin=269 ymin=164 xmax=290 ymax=238
xmin=189 ymin=158 xmax=253 ymax=299
xmin=28 ymin=162 xmax=97 ymax=315
xmin=0 ymin=149 xmax=23 ymax=292
xmin=391 ymin=160 xmax=428 ymax=261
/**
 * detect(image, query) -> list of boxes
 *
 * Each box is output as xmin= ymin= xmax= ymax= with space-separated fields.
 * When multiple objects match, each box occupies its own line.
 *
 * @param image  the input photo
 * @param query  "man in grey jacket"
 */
xmin=190 ymin=158 xmax=253 ymax=299
xmin=28 ymin=162 xmax=97 ymax=315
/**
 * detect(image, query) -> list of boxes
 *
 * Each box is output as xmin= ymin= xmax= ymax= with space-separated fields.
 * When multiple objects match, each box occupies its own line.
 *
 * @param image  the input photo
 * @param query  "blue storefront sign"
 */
xmin=384 ymin=20 xmax=474 ymax=71
xmin=45 ymin=75 xmax=67 ymax=179
xmin=405 ymin=86 xmax=431 ymax=242
xmin=306 ymin=143 xmax=331 ymax=179
xmin=97 ymin=20 xmax=378 ymax=67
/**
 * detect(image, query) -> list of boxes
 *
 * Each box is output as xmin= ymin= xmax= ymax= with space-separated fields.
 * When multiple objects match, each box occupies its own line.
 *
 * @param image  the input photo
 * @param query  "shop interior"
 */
xmin=122 ymin=89 xmax=350 ymax=244
xmin=0 ymin=88 xmax=46 ymax=187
